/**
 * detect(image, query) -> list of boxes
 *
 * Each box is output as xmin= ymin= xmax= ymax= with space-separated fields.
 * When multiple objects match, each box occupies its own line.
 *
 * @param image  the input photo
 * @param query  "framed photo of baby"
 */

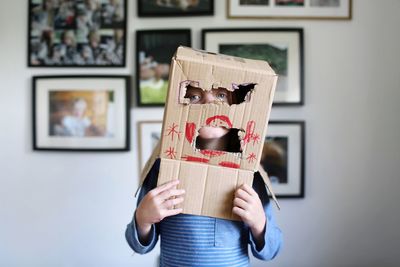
xmin=32 ymin=75 xmax=130 ymax=151
xmin=135 ymin=29 xmax=191 ymax=106
xmin=28 ymin=0 xmax=127 ymax=67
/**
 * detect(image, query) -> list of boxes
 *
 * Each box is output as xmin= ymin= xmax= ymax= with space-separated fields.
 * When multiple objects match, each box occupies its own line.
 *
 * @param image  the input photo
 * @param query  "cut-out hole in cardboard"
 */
xmin=181 ymin=83 xmax=256 ymax=105
xmin=195 ymin=127 xmax=243 ymax=153
xmin=232 ymin=83 xmax=256 ymax=104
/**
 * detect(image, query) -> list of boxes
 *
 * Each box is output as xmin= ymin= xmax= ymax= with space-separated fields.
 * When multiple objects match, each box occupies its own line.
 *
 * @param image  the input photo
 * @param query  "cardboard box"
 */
xmin=140 ymin=47 xmax=279 ymax=220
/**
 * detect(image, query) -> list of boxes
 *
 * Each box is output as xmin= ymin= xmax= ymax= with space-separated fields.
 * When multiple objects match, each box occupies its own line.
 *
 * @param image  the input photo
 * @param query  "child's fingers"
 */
xmin=162 ymin=197 xmax=184 ymax=209
xmin=157 ymin=188 xmax=185 ymax=203
xmin=235 ymin=188 xmax=253 ymax=203
xmin=149 ymin=180 xmax=179 ymax=196
xmin=232 ymin=206 xmax=247 ymax=219
xmin=240 ymin=184 xmax=257 ymax=197
xmin=163 ymin=208 xmax=183 ymax=218
xmin=233 ymin=197 xmax=248 ymax=210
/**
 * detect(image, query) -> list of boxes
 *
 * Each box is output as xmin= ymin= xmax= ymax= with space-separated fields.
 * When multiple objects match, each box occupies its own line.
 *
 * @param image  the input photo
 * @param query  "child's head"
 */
xmin=62 ymin=30 xmax=75 ymax=46
xmin=72 ymin=98 xmax=88 ymax=118
xmin=184 ymin=86 xmax=238 ymax=150
xmin=114 ymin=29 xmax=124 ymax=42
xmin=154 ymin=63 xmax=169 ymax=80
xmin=184 ymin=86 xmax=234 ymax=105
xmin=89 ymin=31 xmax=100 ymax=48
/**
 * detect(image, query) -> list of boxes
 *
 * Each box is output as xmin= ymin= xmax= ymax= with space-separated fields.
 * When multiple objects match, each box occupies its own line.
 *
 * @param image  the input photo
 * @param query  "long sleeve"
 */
xmin=125 ymin=159 xmax=160 ymax=254
xmin=249 ymin=172 xmax=283 ymax=260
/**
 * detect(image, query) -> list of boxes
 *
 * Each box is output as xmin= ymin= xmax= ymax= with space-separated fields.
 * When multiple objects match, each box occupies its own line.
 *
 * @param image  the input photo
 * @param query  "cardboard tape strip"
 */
xmin=258 ymin=164 xmax=281 ymax=210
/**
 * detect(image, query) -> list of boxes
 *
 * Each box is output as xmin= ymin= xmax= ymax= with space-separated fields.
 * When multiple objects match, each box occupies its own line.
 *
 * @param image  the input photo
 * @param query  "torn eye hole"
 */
xmin=182 ymin=83 xmax=256 ymax=105
xmin=233 ymin=83 xmax=256 ymax=104
xmin=195 ymin=127 xmax=243 ymax=153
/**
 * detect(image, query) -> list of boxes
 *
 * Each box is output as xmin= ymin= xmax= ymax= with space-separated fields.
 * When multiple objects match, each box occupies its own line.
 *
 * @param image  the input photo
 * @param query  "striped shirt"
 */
xmin=159 ymin=214 xmax=249 ymax=266
xmin=126 ymin=160 xmax=282 ymax=267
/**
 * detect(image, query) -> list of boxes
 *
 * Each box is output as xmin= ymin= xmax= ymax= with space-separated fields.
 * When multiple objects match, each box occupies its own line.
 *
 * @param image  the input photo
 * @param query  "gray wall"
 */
xmin=1 ymin=0 xmax=399 ymax=266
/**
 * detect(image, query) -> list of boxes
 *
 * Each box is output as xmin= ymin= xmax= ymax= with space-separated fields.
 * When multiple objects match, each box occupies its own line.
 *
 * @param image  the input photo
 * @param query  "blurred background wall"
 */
xmin=0 ymin=0 xmax=399 ymax=266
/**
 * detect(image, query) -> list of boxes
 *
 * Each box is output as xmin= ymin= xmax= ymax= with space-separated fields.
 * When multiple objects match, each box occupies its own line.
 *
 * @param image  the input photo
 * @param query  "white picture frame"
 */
xmin=227 ymin=0 xmax=352 ymax=20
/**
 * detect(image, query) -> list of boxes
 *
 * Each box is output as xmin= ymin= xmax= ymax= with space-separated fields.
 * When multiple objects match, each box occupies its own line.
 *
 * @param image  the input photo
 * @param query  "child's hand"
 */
xmin=136 ymin=180 xmax=185 ymax=234
xmin=233 ymin=184 xmax=266 ymax=238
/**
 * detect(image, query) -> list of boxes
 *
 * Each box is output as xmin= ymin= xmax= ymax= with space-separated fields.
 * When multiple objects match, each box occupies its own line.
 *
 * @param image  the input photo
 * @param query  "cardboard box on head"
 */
xmin=139 ymin=46 xmax=280 ymax=220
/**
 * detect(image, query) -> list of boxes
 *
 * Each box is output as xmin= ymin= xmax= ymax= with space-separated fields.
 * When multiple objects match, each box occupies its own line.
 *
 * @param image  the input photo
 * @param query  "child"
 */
xmin=54 ymin=98 xmax=91 ymax=137
xmin=126 ymin=86 xmax=282 ymax=266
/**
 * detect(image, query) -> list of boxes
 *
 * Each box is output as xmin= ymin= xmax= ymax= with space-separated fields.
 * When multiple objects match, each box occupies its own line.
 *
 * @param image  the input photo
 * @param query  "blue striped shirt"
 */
xmin=126 ymin=160 xmax=282 ymax=267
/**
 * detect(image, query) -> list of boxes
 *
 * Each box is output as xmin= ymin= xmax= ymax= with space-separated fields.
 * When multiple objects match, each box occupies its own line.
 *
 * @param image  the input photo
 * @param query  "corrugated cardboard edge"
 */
xmin=135 ymin=140 xmax=161 ymax=197
xmin=258 ymin=164 xmax=281 ymax=210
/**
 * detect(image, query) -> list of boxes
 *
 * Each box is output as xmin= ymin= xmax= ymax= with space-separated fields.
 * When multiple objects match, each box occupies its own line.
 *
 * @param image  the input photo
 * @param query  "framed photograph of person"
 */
xmin=202 ymin=28 xmax=303 ymax=106
xmin=32 ymin=75 xmax=130 ymax=151
xmin=137 ymin=121 xmax=163 ymax=172
xmin=138 ymin=0 xmax=214 ymax=17
xmin=136 ymin=29 xmax=191 ymax=106
xmin=28 ymin=0 xmax=127 ymax=67
xmin=227 ymin=0 xmax=352 ymax=20
xmin=261 ymin=121 xmax=305 ymax=198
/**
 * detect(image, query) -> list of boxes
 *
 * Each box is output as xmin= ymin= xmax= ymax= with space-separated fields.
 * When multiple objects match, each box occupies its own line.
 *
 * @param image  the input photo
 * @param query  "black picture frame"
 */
xmin=28 ymin=0 xmax=127 ymax=67
xmin=262 ymin=121 xmax=305 ymax=198
xmin=202 ymin=28 xmax=304 ymax=106
xmin=136 ymin=29 xmax=191 ymax=107
xmin=32 ymin=75 xmax=130 ymax=151
xmin=138 ymin=0 xmax=214 ymax=17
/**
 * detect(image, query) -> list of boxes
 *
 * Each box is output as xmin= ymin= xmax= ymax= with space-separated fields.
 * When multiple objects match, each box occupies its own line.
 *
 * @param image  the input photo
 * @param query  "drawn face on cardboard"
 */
xmin=160 ymin=47 xmax=277 ymax=171
xmin=168 ymin=79 xmax=259 ymax=169
xmin=184 ymin=85 xmax=233 ymax=141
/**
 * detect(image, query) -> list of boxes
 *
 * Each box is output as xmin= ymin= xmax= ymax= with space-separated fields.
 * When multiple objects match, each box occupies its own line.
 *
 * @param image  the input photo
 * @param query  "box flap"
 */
xmin=136 ymin=140 xmax=161 ymax=196
xmin=258 ymin=163 xmax=281 ymax=210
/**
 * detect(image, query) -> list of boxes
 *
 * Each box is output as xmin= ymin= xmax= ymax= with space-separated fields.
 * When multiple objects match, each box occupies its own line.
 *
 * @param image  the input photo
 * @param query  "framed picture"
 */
xmin=202 ymin=28 xmax=303 ymax=105
xmin=136 ymin=29 xmax=191 ymax=106
xmin=28 ymin=0 xmax=127 ymax=67
xmin=33 ymin=75 xmax=130 ymax=151
xmin=137 ymin=121 xmax=163 ymax=171
xmin=227 ymin=0 xmax=352 ymax=20
xmin=262 ymin=121 xmax=305 ymax=198
xmin=138 ymin=0 xmax=214 ymax=17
